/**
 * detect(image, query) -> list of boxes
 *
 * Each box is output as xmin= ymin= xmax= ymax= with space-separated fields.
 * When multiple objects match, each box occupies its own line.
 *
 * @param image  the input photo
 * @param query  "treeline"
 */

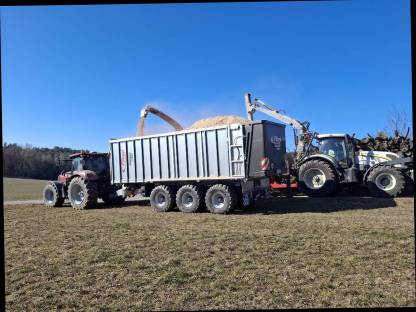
xmin=3 ymin=143 xmax=89 ymax=180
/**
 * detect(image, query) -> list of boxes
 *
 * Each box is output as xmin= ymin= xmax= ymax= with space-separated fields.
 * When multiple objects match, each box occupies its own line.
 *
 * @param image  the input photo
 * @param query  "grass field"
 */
xmin=4 ymin=196 xmax=415 ymax=310
xmin=3 ymin=177 xmax=48 ymax=201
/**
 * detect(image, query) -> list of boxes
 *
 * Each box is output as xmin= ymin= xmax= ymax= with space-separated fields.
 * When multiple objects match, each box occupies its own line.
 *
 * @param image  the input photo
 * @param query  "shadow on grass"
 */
xmin=60 ymin=198 xmax=150 ymax=210
xmin=234 ymin=196 xmax=398 ymax=215
xmin=94 ymin=199 xmax=150 ymax=210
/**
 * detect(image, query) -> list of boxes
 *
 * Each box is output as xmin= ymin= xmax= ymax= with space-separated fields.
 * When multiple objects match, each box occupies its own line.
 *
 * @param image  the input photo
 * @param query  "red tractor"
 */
xmin=43 ymin=152 xmax=125 ymax=209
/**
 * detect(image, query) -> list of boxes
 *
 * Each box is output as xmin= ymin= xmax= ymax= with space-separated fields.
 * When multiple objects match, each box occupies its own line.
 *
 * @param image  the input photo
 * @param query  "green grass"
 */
xmin=3 ymin=177 xmax=48 ymax=201
xmin=4 ymin=197 xmax=415 ymax=310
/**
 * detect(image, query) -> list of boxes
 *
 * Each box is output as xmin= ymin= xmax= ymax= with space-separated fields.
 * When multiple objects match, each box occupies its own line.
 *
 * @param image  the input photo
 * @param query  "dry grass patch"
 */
xmin=4 ymin=197 xmax=415 ymax=310
xmin=3 ymin=178 xmax=47 ymax=201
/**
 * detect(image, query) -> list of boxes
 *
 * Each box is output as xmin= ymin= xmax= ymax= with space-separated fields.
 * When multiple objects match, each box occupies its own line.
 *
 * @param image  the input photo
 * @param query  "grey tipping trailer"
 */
xmin=109 ymin=120 xmax=286 ymax=213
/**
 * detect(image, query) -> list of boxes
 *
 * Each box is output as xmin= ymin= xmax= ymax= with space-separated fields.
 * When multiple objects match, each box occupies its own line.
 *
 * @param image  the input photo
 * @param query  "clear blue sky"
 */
xmin=1 ymin=0 xmax=412 ymax=152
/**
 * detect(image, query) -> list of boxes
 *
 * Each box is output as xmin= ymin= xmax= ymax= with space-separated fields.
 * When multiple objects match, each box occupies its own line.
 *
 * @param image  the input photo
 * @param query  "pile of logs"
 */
xmin=354 ymin=130 xmax=413 ymax=157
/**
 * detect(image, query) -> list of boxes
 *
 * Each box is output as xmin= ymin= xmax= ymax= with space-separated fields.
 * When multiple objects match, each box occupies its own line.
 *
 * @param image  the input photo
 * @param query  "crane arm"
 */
xmin=244 ymin=93 xmax=309 ymax=132
xmin=244 ymin=93 xmax=313 ymax=158
xmin=137 ymin=105 xmax=183 ymax=136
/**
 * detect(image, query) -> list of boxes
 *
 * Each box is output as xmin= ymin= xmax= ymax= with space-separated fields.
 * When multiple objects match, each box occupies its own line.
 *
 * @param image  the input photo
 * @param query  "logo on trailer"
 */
xmin=121 ymin=150 xmax=127 ymax=173
xmin=260 ymin=157 xmax=270 ymax=170
xmin=271 ymin=136 xmax=283 ymax=150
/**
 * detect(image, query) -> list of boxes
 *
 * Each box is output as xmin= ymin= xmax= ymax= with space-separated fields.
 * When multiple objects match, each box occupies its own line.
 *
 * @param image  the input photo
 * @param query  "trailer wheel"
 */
xmin=367 ymin=166 xmax=405 ymax=197
xmin=298 ymin=160 xmax=338 ymax=197
xmin=205 ymin=184 xmax=237 ymax=214
xmin=43 ymin=182 xmax=64 ymax=207
xmin=68 ymin=177 xmax=98 ymax=209
xmin=150 ymin=185 xmax=175 ymax=212
xmin=176 ymin=185 xmax=204 ymax=213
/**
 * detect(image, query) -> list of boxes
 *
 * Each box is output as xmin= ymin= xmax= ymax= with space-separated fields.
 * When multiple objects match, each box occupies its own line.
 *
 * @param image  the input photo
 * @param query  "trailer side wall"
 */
xmin=110 ymin=124 xmax=246 ymax=184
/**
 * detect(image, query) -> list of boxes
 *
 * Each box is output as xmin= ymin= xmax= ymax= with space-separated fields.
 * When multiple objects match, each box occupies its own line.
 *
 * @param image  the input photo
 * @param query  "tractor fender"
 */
xmin=49 ymin=181 xmax=65 ymax=198
xmin=363 ymin=164 xmax=378 ymax=184
xmin=363 ymin=161 xmax=404 ymax=184
xmin=296 ymin=154 xmax=343 ymax=179
xmin=362 ymin=157 xmax=412 ymax=184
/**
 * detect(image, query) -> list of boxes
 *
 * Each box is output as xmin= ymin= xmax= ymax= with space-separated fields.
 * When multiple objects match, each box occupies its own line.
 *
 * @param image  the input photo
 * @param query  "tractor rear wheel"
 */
xmin=43 ymin=182 xmax=64 ymax=207
xmin=102 ymin=192 xmax=126 ymax=205
xmin=298 ymin=160 xmax=338 ymax=197
xmin=367 ymin=166 xmax=405 ymax=197
xmin=150 ymin=185 xmax=176 ymax=212
xmin=205 ymin=184 xmax=237 ymax=214
xmin=68 ymin=177 xmax=98 ymax=209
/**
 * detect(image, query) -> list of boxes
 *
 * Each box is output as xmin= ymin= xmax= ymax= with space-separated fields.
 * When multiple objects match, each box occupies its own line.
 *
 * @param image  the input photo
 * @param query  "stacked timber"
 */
xmin=354 ymin=130 xmax=413 ymax=157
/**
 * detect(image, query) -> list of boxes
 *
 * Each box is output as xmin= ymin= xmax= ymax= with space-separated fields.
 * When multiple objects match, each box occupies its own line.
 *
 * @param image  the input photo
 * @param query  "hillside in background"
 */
xmin=2 ymin=143 xmax=89 ymax=180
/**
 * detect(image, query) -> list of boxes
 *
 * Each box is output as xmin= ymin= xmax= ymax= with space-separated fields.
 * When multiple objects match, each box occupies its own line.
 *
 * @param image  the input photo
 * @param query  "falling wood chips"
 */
xmin=187 ymin=115 xmax=252 ymax=130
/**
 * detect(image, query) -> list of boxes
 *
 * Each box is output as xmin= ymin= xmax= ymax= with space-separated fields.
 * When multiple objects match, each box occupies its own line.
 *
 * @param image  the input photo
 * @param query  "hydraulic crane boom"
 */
xmin=137 ymin=105 xmax=183 ymax=136
xmin=244 ymin=93 xmax=313 ymax=158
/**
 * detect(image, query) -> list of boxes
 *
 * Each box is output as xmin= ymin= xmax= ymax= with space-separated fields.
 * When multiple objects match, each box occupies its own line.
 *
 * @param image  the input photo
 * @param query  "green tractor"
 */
xmin=43 ymin=152 xmax=125 ymax=209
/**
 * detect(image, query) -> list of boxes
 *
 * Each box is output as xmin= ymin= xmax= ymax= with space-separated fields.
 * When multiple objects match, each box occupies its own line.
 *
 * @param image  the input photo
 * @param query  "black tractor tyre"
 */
xmin=43 ymin=182 xmax=65 ymax=207
xmin=102 ymin=193 xmax=126 ymax=205
xmin=205 ymin=184 xmax=237 ymax=214
xmin=367 ymin=166 xmax=406 ymax=197
xmin=150 ymin=185 xmax=176 ymax=212
xmin=68 ymin=177 xmax=98 ymax=209
xmin=176 ymin=184 xmax=205 ymax=213
xmin=298 ymin=160 xmax=338 ymax=197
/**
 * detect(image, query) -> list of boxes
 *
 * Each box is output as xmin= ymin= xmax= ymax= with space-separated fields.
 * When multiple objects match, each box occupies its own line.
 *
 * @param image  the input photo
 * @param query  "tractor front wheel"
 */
xmin=367 ymin=166 xmax=405 ymax=197
xmin=43 ymin=182 xmax=64 ymax=207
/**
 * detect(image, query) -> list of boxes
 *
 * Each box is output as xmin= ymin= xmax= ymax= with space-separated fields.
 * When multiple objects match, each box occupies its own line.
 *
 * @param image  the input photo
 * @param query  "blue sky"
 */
xmin=1 ymin=0 xmax=412 ymax=152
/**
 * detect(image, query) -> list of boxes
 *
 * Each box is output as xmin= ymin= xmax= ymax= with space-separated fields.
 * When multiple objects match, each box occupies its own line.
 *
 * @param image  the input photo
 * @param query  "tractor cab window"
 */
xmin=82 ymin=157 xmax=108 ymax=174
xmin=71 ymin=158 xmax=82 ymax=171
xmin=318 ymin=137 xmax=348 ymax=165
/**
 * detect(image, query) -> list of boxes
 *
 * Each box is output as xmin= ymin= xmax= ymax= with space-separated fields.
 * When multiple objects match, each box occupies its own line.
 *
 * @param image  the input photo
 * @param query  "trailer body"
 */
xmin=109 ymin=120 xmax=286 ymax=212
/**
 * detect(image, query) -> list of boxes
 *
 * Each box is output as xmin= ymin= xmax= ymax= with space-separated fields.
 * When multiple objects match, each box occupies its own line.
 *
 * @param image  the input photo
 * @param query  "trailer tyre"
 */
xmin=43 ymin=182 xmax=64 ymax=207
xmin=68 ymin=177 xmax=98 ymax=209
xmin=150 ymin=185 xmax=175 ymax=212
xmin=298 ymin=160 xmax=338 ymax=197
xmin=176 ymin=185 xmax=204 ymax=213
xmin=205 ymin=184 xmax=237 ymax=214
xmin=367 ymin=166 xmax=405 ymax=197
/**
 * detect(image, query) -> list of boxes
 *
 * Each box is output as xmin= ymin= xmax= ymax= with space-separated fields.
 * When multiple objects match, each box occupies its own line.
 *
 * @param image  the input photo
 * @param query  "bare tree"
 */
xmin=385 ymin=105 xmax=412 ymax=138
